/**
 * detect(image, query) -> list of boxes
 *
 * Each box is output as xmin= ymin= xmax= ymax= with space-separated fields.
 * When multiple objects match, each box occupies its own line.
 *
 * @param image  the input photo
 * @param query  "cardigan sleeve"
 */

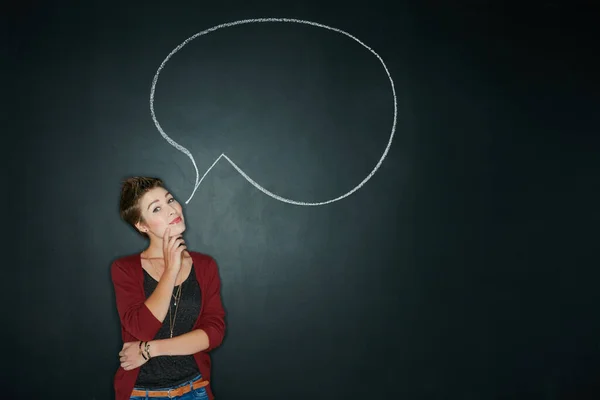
xmin=196 ymin=257 xmax=226 ymax=352
xmin=111 ymin=259 xmax=162 ymax=341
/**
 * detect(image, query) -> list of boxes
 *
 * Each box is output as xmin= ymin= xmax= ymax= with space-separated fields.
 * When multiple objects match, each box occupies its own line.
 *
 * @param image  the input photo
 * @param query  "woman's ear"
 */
xmin=135 ymin=221 xmax=148 ymax=233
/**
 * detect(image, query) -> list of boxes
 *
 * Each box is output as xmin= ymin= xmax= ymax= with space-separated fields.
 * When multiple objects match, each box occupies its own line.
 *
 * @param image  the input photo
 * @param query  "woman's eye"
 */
xmin=168 ymin=198 xmax=175 ymax=203
xmin=153 ymin=207 xmax=160 ymax=213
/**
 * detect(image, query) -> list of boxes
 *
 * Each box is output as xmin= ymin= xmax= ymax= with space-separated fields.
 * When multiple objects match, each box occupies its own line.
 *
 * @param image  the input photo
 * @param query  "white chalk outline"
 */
xmin=150 ymin=18 xmax=397 ymax=206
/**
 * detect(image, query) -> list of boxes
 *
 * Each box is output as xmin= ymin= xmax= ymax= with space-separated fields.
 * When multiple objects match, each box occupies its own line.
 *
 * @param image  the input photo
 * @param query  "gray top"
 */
xmin=135 ymin=264 xmax=202 ymax=389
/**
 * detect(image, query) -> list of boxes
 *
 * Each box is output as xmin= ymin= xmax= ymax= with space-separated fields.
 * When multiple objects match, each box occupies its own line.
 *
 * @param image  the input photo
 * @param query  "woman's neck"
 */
xmin=141 ymin=240 xmax=165 ymax=259
xmin=141 ymin=239 xmax=189 ymax=260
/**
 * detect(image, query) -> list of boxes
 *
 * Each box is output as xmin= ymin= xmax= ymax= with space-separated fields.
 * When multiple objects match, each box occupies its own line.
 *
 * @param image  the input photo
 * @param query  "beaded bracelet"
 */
xmin=144 ymin=341 xmax=151 ymax=359
xmin=139 ymin=341 xmax=148 ymax=360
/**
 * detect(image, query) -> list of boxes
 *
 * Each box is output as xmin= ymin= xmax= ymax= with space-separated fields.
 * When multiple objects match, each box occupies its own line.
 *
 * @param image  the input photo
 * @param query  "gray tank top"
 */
xmin=135 ymin=264 xmax=202 ymax=389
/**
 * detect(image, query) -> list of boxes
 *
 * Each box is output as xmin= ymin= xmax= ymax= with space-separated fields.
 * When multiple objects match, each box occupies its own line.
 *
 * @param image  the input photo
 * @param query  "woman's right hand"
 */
xmin=163 ymin=227 xmax=186 ymax=273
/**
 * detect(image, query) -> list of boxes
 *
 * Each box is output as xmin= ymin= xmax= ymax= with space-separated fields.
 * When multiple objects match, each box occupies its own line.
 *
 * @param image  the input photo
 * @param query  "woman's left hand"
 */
xmin=119 ymin=341 xmax=149 ymax=371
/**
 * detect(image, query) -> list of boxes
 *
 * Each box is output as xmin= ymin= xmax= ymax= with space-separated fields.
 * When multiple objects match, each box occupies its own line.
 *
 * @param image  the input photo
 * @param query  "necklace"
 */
xmin=169 ymin=282 xmax=184 ymax=338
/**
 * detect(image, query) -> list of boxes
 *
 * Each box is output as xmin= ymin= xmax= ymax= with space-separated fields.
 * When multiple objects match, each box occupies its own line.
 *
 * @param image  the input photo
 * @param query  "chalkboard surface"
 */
xmin=7 ymin=1 xmax=599 ymax=399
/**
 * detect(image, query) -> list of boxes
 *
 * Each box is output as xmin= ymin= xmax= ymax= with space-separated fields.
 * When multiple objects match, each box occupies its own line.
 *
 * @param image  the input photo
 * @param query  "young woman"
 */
xmin=111 ymin=177 xmax=226 ymax=400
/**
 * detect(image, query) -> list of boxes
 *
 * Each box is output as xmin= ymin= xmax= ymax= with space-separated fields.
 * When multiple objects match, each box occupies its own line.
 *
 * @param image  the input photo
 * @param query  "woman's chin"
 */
xmin=162 ymin=224 xmax=186 ymax=237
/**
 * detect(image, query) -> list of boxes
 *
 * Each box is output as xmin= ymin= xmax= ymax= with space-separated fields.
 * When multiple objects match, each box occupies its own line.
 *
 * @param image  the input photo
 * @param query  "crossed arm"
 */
xmin=111 ymin=257 xmax=226 ymax=359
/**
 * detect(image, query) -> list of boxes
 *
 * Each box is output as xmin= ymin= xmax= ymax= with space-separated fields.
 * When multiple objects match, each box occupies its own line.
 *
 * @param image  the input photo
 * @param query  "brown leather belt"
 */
xmin=131 ymin=378 xmax=209 ymax=398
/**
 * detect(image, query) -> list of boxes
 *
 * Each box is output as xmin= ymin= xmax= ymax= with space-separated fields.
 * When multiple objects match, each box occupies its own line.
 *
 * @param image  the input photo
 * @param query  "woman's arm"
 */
xmin=143 ymin=234 xmax=188 ymax=323
xmin=195 ymin=257 xmax=226 ymax=351
xmin=111 ymin=260 xmax=175 ymax=341
xmin=149 ymin=329 xmax=210 ymax=356
xmin=111 ymin=235 xmax=187 ymax=341
xmin=142 ymin=267 xmax=179 ymax=322
xmin=148 ymin=257 xmax=226 ymax=356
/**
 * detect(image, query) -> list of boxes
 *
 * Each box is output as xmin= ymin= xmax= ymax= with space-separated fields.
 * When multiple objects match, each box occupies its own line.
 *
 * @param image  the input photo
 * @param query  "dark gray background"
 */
xmin=6 ymin=1 xmax=599 ymax=399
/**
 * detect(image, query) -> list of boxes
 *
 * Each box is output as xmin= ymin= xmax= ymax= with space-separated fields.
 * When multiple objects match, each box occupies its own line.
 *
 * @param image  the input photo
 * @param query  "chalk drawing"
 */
xmin=150 ymin=18 xmax=397 ymax=206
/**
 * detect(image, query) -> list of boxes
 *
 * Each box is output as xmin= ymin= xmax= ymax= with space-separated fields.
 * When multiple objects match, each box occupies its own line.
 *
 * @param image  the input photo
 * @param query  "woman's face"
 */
xmin=135 ymin=187 xmax=186 ymax=240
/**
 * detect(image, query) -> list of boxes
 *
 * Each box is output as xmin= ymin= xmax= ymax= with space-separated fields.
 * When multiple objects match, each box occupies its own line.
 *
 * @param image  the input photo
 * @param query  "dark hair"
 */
xmin=119 ymin=176 xmax=164 ymax=237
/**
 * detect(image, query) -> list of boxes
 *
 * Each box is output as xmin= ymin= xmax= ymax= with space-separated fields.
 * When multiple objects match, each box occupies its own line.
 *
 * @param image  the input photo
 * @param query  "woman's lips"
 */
xmin=170 ymin=216 xmax=182 ymax=224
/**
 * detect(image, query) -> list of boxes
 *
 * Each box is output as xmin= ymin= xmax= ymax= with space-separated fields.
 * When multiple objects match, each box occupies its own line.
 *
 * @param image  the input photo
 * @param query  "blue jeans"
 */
xmin=130 ymin=374 xmax=208 ymax=400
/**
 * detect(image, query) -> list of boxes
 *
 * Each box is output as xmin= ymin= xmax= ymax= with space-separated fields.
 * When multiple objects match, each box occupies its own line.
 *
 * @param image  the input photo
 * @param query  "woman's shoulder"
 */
xmin=188 ymin=251 xmax=221 ymax=283
xmin=110 ymin=253 xmax=142 ymax=282
xmin=112 ymin=253 xmax=140 ymax=265
xmin=110 ymin=253 xmax=141 ymax=273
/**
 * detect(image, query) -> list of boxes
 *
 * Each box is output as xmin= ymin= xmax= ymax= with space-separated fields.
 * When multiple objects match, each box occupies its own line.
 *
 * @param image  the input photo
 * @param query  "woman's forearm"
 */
xmin=150 ymin=329 xmax=210 ymax=357
xmin=144 ymin=268 xmax=179 ymax=323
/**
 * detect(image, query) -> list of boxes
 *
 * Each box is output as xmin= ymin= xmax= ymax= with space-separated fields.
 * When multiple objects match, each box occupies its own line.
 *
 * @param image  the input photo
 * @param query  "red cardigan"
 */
xmin=110 ymin=251 xmax=226 ymax=400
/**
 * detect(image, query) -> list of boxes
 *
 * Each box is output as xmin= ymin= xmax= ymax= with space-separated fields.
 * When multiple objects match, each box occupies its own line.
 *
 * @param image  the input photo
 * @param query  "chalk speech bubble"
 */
xmin=150 ymin=18 xmax=397 ymax=206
